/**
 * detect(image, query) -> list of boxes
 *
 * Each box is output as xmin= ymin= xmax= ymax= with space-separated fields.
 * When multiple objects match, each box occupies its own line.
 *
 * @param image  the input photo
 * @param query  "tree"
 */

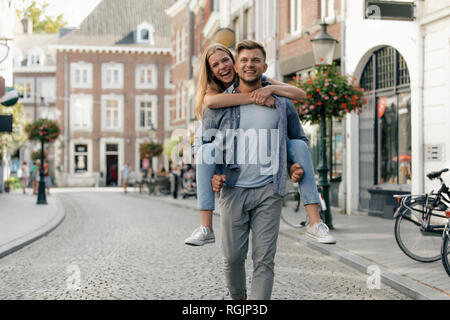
xmin=16 ymin=0 xmax=68 ymax=33
xmin=0 ymin=102 xmax=27 ymax=160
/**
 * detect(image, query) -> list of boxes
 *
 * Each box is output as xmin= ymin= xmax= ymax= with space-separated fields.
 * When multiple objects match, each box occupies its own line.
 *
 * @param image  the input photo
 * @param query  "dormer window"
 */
xmin=27 ymin=46 xmax=45 ymax=66
xmin=141 ymin=29 xmax=149 ymax=41
xmin=135 ymin=22 xmax=155 ymax=45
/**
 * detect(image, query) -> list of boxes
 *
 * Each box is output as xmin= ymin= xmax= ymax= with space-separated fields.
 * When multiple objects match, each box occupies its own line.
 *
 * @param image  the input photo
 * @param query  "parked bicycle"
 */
xmin=393 ymin=168 xmax=450 ymax=263
xmin=281 ymin=183 xmax=327 ymax=228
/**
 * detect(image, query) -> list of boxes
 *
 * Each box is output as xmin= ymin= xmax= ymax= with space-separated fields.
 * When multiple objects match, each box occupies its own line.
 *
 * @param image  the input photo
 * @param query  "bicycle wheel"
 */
xmin=442 ymin=227 xmax=450 ymax=276
xmin=281 ymin=191 xmax=308 ymax=228
xmin=394 ymin=202 xmax=442 ymax=263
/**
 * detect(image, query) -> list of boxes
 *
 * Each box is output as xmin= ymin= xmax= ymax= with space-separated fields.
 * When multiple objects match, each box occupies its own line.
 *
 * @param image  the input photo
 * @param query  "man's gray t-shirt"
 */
xmin=235 ymin=104 xmax=280 ymax=188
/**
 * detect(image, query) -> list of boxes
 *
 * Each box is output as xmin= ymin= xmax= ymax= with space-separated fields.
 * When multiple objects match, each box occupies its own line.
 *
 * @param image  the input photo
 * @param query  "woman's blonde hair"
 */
xmin=195 ymin=43 xmax=236 ymax=120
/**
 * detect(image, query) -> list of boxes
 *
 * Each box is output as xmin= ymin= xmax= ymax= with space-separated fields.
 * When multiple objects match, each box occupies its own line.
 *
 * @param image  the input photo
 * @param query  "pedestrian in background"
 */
xmin=122 ymin=161 xmax=131 ymax=193
xmin=44 ymin=161 xmax=52 ymax=196
xmin=18 ymin=162 xmax=30 ymax=194
xmin=31 ymin=161 xmax=39 ymax=195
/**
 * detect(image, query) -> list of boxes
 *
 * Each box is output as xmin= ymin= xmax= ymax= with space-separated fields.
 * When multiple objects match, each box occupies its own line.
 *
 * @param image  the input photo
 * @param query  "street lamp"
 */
xmin=36 ymin=138 xmax=47 ymax=204
xmin=310 ymin=23 xmax=338 ymax=229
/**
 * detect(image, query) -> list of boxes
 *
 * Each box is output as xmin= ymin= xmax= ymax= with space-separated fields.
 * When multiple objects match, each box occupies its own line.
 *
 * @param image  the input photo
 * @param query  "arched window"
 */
xmin=359 ymin=46 xmax=411 ymax=209
xmin=135 ymin=22 xmax=155 ymax=45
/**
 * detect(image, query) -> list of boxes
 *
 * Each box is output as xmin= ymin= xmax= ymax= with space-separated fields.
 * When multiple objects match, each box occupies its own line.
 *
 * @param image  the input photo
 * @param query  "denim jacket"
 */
xmin=198 ymin=82 xmax=308 ymax=196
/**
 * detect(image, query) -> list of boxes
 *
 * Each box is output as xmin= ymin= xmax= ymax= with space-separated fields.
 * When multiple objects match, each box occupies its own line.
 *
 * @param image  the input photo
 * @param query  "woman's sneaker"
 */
xmin=184 ymin=226 xmax=215 ymax=246
xmin=306 ymin=222 xmax=336 ymax=244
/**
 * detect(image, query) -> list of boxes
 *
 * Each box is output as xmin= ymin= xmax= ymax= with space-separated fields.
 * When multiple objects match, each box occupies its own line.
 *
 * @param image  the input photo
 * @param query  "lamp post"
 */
xmin=36 ymin=138 xmax=47 ymax=204
xmin=310 ymin=23 xmax=338 ymax=229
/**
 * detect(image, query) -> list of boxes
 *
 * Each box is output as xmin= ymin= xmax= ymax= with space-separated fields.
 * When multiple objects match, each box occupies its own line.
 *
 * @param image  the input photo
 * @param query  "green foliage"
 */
xmin=16 ymin=0 xmax=68 ymax=33
xmin=139 ymin=141 xmax=163 ymax=160
xmin=0 ymin=102 xmax=27 ymax=159
xmin=291 ymin=63 xmax=367 ymax=124
xmin=4 ymin=176 xmax=21 ymax=190
xmin=163 ymin=137 xmax=183 ymax=161
xmin=25 ymin=118 xmax=60 ymax=143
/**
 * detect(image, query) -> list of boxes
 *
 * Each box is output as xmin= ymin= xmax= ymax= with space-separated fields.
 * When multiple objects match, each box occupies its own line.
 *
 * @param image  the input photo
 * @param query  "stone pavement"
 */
xmin=152 ymin=194 xmax=450 ymax=300
xmin=0 ymin=188 xmax=448 ymax=300
xmin=0 ymin=191 xmax=65 ymax=260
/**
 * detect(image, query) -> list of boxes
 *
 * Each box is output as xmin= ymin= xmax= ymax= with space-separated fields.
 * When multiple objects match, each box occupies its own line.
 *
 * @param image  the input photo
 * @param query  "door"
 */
xmin=105 ymin=144 xmax=119 ymax=186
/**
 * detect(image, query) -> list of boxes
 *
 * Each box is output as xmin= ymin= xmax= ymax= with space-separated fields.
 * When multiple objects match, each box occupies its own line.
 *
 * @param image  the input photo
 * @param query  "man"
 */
xmin=122 ymin=161 xmax=131 ymax=193
xmin=201 ymin=40 xmax=306 ymax=300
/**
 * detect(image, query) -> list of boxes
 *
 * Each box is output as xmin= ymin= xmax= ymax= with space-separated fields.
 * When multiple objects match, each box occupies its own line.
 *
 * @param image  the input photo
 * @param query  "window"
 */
xmin=359 ymin=46 xmax=411 ymax=207
xmin=136 ymin=22 xmax=155 ymax=44
xmin=139 ymin=101 xmax=154 ymax=129
xmin=27 ymin=46 xmax=44 ymax=66
xmin=243 ymin=8 xmax=252 ymax=40
xmin=14 ymin=78 xmax=34 ymax=102
xmin=136 ymin=64 xmax=157 ymax=89
xmin=210 ymin=0 xmax=220 ymax=11
xmin=321 ymin=0 xmax=335 ymax=23
xmin=102 ymin=63 xmax=124 ymax=89
xmin=176 ymin=86 xmax=182 ymax=120
xmin=290 ymin=0 xmax=302 ymax=35
xmin=176 ymin=29 xmax=181 ymax=64
xmin=29 ymin=55 xmax=40 ymax=66
xmin=37 ymin=77 xmax=56 ymax=104
xmin=74 ymin=144 xmax=88 ymax=173
xmin=71 ymin=62 xmax=93 ymax=89
xmin=165 ymin=65 xmax=174 ymax=89
xmin=141 ymin=29 xmax=149 ymax=40
xmin=102 ymin=95 xmax=123 ymax=131
xmin=136 ymin=95 xmax=157 ymax=131
xmin=233 ymin=17 xmax=240 ymax=43
xmin=70 ymin=94 xmax=93 ymax=131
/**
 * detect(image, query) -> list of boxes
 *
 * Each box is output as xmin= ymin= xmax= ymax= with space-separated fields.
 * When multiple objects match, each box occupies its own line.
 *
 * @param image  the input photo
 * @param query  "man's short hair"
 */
xmin=236 ymin=40 xmax=266 ymax=62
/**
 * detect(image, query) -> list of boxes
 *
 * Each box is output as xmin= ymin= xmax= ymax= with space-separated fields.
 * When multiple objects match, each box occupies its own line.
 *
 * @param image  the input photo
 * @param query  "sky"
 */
xmin=16 ymin=0 xmax=102 ymax=27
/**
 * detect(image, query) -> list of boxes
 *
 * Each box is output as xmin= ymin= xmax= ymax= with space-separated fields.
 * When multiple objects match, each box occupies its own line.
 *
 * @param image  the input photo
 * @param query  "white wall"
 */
xmin=421 ymin=9 xmax=450 ymax=192
xmin=343 ymin=0 xmax=422 ymax=213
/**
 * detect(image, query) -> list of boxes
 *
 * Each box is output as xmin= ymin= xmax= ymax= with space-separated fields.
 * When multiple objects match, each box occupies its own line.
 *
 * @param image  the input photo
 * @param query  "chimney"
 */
xmin=21 ymin=19 xmax=33 ymax=34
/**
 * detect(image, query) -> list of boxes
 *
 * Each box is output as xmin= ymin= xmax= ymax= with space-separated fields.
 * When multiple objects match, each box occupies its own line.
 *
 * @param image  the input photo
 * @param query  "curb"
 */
xmin=149 ymin=195 xmax=449 ymax=300
xmin=279 ymin=230 xmax=450 ymax=300
xmin=0 ymin=196 xmax=66 ymax=260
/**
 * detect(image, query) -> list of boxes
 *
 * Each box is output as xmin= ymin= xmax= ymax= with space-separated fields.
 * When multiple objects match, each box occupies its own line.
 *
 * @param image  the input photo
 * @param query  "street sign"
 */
xmin=365 ymin=1 xmax=415 ymax=21
xmin=0 ymin=114 xmax=12 ymax=132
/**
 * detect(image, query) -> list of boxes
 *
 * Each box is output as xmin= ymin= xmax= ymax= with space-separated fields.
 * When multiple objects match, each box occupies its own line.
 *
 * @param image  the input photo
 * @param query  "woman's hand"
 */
xmin=251 ymin=87 xmax=274 ymax=107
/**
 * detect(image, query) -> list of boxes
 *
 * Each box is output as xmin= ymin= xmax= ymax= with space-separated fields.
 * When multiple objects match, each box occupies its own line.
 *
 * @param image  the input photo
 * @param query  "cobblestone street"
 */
xmin=0 ymin=191 xmax=409 ymax=300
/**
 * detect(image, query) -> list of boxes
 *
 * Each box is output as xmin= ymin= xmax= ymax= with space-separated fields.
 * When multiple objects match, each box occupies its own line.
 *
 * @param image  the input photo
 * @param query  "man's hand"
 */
xmin=250 ymin=87 xmax=274 ymax=106
xmin=289 ymin=163 xmax=304 ymax=183
xmin=211 ymin=174 xmax=226 ymax=192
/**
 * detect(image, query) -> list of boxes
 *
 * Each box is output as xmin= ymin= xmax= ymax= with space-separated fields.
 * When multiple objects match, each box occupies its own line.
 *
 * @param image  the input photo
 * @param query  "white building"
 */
xmin=0 ymin=0 xmax=17 ymax=191
xmin=343 ymin=0 xmax=450 ymax=216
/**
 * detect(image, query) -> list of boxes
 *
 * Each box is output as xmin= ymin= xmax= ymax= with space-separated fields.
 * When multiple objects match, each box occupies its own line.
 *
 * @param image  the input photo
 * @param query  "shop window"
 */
xmin=360 ymin=46 xmax=411 ymax=186
xmin=74 ymin=144 xmax=88 ymax=173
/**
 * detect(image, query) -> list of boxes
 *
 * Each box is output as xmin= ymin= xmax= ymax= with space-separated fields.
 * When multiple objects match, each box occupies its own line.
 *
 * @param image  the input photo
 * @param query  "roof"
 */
xmin=55 ymin=0 xmax=172 ymax=49
xmin=13 ymin=33 xmax=59 ymax=67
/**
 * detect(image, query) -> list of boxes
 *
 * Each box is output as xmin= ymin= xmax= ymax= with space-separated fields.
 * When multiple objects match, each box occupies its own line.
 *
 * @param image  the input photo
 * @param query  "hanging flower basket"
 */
xmin=291 ymin=63 xmax=367 ymax=124
xmin=25 ymin=118 xmax=60 ymax=143
xmin=139 ymin=141 xmax=163 ymax=160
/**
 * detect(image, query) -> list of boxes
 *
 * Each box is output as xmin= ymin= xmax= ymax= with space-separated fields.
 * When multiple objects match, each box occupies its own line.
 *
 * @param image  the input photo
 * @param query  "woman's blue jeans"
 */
xmin=195 ymin=139 xmax=320 ymax=211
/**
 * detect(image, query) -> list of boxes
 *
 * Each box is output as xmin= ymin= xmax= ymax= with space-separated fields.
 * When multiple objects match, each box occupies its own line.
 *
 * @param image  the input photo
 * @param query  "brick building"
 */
xmin=51 ymin=0 xmax=173 ymax=187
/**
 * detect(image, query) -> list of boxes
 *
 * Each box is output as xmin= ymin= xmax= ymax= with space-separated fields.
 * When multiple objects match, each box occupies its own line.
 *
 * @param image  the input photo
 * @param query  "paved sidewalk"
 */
xmin=0 ymin=192 xmax=65 ymax=260
xmin=150 ymin=194 xmax=450 ymax=300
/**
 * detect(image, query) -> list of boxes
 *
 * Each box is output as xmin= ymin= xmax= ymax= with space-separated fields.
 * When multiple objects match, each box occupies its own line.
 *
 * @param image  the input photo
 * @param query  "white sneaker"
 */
xmin=185 ymin=226 xmax=215 ymax=246
xmin=306 ymin=222 xmax=336 ymax=244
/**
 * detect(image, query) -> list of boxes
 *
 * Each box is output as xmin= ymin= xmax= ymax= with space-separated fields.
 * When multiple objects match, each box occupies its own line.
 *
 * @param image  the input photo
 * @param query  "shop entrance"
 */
xmin=105 ymin=144 xmax=119 ymax=186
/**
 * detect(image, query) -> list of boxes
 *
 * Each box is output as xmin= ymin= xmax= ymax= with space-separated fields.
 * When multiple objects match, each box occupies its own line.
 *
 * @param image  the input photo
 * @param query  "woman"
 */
xmin=184 ymin=43 xmax=335 ymax=246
